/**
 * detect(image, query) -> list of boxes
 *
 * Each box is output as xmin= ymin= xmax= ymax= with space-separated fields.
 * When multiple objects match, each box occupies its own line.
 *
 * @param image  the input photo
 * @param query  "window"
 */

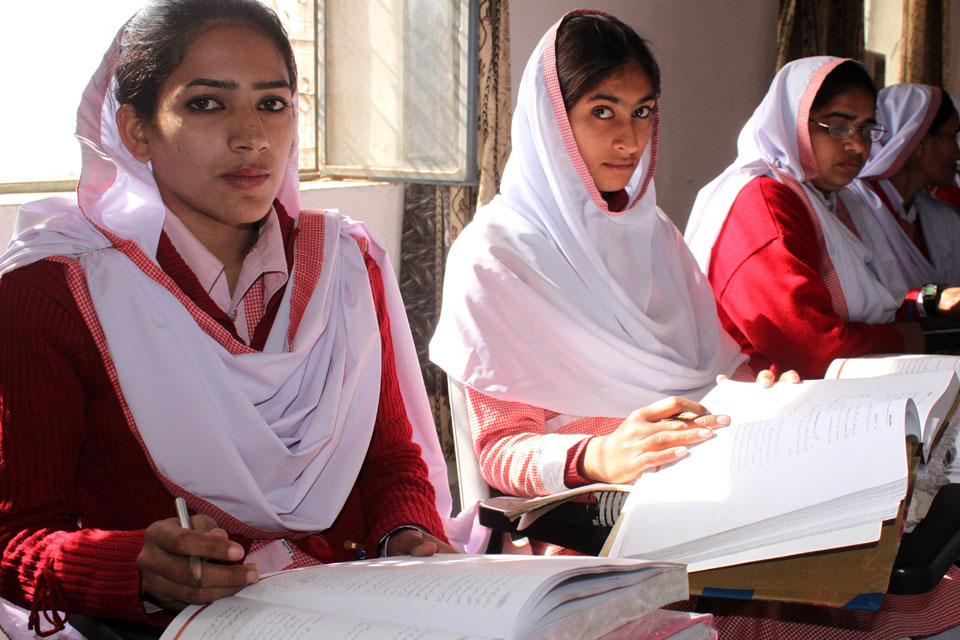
xmin=1 ymin=0 xmax=476 ymax=192
xmin=2 ymin=0 xmax=148 ymax=191
xmin=864 ymin=0 xmax=903 ymax=87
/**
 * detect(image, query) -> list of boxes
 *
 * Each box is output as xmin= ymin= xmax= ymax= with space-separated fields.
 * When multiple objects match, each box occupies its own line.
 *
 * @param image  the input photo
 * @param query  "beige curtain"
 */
xmin=901 ymin=0 xmax=950 ymax=85
xmin=398 ymin=0 xmax=512 ymax=474
xmin=777 ymin=0 xmax=865 ymax=70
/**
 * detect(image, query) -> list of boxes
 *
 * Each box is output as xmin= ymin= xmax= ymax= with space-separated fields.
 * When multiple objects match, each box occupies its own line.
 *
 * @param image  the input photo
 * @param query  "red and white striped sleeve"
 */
xmin=464 ymin=387 xmax=619 ymax=497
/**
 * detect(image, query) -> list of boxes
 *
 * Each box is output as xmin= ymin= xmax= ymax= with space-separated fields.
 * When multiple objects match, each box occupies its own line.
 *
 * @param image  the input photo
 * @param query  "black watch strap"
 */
xmin=922 ymin=283 xmax=941 ymax=316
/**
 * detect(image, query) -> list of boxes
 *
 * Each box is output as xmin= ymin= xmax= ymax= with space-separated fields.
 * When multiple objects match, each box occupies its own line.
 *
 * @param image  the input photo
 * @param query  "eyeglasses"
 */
xmin=811 ymin=120 xmax=887 ymax=142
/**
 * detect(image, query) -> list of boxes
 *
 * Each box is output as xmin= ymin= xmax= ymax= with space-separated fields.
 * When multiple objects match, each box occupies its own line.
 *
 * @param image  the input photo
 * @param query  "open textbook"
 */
xmin=825 ymin=353 xmax=960 ymax=380
xmin=602 ymin=369 xmax=960 ymax=571
xmin=496 ymin=368 xmax=958 ymax=532
xmin=825 ymin=354 xmax=960 ymax=484
xmin=158 ymin=554 xmax=688 ymax=640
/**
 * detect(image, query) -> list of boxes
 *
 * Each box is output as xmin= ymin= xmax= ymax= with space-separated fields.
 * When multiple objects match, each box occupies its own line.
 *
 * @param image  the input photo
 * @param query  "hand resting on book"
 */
xmin=750 ymin=368 xmax=801 ymax=387
xmin=581 ymin=369 xmax=801 ymax=485
xmin=386 ymin=529 xmax=458 ymax=556
xmin=580 ymin=396 xmax=730 ymax=485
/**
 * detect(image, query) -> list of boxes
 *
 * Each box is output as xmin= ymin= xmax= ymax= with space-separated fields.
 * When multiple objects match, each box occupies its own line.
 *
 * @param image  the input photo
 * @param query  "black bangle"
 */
xmin=922 ymin=283 xmax=941 ymax=316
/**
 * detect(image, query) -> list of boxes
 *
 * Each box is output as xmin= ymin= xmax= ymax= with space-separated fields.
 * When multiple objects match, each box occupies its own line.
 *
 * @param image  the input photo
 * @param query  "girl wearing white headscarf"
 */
xmin=845 ymin=84 xmax=960 ymax=304
xmin=431 ymin=18 xmax=960 ymax=638
xmin=0 ymin=1 xmax=453 ymax=635
xmin=432 ymin=9 xmax=750 ymax=510
xmin=682 ymin=55 xmax=960 ymax=640
xmin=685 ymin=57 xmax=923 ymax=380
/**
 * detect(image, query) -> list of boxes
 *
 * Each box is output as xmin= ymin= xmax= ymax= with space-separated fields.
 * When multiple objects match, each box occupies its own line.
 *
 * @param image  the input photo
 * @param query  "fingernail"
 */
xmin=675 ymin=447 xmax=689 ymax=457
xmin=246 ymin=568 xmax=258 ymax=584
xmin=698 ymin=428 xmax=713 ymax=437
xmin=227 ymin=544 xmax=244 ymax=561
xmin=716 ymin=415 xmax=731 ymax=425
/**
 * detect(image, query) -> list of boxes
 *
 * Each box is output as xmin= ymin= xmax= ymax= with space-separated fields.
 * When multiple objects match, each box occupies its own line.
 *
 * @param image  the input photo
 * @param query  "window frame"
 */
xmin=0 ymin=0 xmax=479 ymax=194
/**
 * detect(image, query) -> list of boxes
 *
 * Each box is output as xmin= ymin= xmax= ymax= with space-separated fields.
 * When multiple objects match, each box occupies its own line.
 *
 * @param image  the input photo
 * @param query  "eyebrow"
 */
xmin=588 ymin=91 xmax=657 ymax=105
xmin=817 ymin=111 xmax=877 ymax=124
xmin=184 ymin=78 xmax=292 ymax=91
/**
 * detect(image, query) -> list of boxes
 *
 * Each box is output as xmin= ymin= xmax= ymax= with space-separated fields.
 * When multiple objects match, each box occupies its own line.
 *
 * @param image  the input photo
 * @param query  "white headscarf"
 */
xmin=845 ymin=84 xmax=960 ymax=287
xmin=0 ymin=17 xmax=451 ymax=535
xmin=684 ymin=56 xmax=903 ymax=324
xmin=429 ymin=10 xmax=745 ymax=419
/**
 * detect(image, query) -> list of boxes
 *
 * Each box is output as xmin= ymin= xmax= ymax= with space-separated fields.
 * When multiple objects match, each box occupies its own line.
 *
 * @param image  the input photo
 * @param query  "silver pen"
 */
xmin=174 ymin=497 xmax=203 ymax=585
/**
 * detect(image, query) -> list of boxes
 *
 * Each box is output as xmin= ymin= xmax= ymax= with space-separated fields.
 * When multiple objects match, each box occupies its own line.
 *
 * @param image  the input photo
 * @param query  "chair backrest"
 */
xmin=447 ymin=377 xmax=491 ymax=510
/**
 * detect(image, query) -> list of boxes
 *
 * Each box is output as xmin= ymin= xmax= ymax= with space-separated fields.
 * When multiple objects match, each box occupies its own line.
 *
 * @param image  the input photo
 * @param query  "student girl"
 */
xmin=431 ymin=8 xmax=800 ymax=538
xmin=431 ymin=9 xmax=759 ymax=513
xmin=684 ymin=57 xmax=927 ymax=380
xmin=0 ymin=0 xmax=454 ymax=634
xmin=846 ymin=84 xmax=960 ymax=304
xmin=432 ymin=14 xmax=960 ymax=638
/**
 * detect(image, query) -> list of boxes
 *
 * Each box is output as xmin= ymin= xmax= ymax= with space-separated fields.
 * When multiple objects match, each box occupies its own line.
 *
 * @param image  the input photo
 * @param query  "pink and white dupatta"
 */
xmin=430 ymin=10 xmax=745 ymax=420
xmin=845 ymin=84 xmax=960 ymax=287
xmin=0 ymin=20 xmax=452 ymax=536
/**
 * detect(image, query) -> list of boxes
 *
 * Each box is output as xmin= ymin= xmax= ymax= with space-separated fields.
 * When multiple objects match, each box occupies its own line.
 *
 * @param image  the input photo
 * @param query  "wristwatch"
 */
xmin=921 ymin=283 xmax=942 ymax=316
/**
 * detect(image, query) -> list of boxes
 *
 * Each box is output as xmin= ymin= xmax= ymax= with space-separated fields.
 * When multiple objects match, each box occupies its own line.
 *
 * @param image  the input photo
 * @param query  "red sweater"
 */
xmin=0 ymin=219 xmax=445 ymax=627
xmin=933 ymin=183 xmax=960 ymax=212
xmin=707 ymin=176 xmax=905 ymax=379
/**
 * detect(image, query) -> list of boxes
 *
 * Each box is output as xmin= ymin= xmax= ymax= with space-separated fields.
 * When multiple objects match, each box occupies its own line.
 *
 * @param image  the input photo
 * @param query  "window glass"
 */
xmin=1 ymin=0 xmax=475 ymax=190
xmin=324 ymin=0 xmax=476 ymax=182
xmin=1 ymin=1 xmax=145 ymax=187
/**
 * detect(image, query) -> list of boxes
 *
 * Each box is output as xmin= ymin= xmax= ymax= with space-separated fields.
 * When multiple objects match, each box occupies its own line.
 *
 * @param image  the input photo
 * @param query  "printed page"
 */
xmin=159 ymin=598 xmax=489 ymax=640
xmin=825 ymin=354 xmax=960 ymax=379
xmin=163 ymin=555 xmax=675 ymax=640
xmin=608 ymin=393 xmax=915 ymax=564
xmin=701 ymin=372 xmax=958 ymax=447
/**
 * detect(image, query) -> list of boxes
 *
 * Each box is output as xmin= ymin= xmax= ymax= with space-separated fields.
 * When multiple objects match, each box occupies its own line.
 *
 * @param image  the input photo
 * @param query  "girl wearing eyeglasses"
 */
xmin=685 ymin=57 xmax=925 ymax=380
xmin=845 ymin=85 xmax=960 ymax=317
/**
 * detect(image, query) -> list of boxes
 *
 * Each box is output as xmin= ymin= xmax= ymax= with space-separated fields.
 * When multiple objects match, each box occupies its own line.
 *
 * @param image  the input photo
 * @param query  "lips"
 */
xmin=602 ymin=161 xmax=636 ymax=173
xmin=222 ymin=166 xmax=270 ymax=189
xmin=836 ymin=159 xmax=862 ymax=173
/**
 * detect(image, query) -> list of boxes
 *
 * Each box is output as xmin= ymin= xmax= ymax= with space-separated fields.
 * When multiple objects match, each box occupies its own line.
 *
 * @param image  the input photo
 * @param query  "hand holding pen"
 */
xmin=134 ymin=497 xmax=259 ymax=611
xmin=175 ymin=497 xmax=203 ymax=584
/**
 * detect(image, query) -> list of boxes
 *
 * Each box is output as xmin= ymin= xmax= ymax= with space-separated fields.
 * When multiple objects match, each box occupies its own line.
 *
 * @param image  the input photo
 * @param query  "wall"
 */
xmin=0 ymin=181 xmax=406 ymax=275
xmin=952 ymin=1 xmax=960 ymax=97
xmin=510 ymin=1 xmax=779 ymax=230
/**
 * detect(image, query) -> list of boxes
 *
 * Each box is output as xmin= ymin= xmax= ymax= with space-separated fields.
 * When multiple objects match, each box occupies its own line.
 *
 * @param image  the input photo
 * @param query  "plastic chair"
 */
xmin=447 ymin=377 xmax=491 ymax=510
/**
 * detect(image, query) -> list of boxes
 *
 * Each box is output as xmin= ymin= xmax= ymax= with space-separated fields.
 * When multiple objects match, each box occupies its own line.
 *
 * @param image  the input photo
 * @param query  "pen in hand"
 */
xmin=174 ymin=497 xmax=203 ymax=585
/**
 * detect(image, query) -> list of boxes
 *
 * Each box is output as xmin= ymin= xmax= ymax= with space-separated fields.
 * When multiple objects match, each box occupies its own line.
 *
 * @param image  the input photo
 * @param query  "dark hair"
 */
xmin=555 ymin=13 xmax=661 ymax=111
xmin=930 ymin=89 xmax=958 ymax=135
xmin=811 ymin=61 xmax=877 ymax=112
xmin=115 ymin=0 xmax=297 ymax=119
